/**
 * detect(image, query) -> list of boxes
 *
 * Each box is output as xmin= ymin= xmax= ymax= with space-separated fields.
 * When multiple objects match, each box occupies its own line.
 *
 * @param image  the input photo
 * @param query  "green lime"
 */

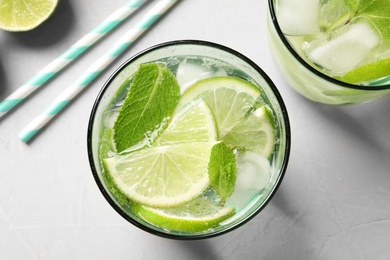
xmin=132 ymin=197 xmax=235 ymax=232
xmin=155 ymin=99 xmax=217 ymax=145
xmin=177 ymin=76 xmax=275 ymax=156
xmin=0 ymin=0 xmax=58 ymax=32
xmin=104 ymin=142 xmax=214 ymax=208
xmin=104 ymin=98 xmax=218 ymax=208
xmin=223 ymin=106 xmax=275 ymax=157
xmin=336 ymin=57 xmax=390 ymax=84
xmin=177 ymin=76 xmax=262 ymax=138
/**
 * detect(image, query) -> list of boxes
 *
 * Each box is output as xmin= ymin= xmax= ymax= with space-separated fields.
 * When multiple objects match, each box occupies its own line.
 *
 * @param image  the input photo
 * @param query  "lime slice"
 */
xmin=335 ymin=57 xmax=390 ymax=84
xmin=155 ymin=99 xmax=217 ymax=145
xmin=0 ymin=0 xmax=58 ymax=32
xmin=177 ymin=76 xmax=262 ymax=138
xmin=177 ymin=76 xmax=275 ymax=156
xmin=132 ymin=197 xmax=235 ymax=232
xmin=104 ymin=99 xmax=218 ymax=208
xmin=223 ymin=106 xmax=275 ymax=157
xmin=104 ymin=142 xmax=213 ymax=208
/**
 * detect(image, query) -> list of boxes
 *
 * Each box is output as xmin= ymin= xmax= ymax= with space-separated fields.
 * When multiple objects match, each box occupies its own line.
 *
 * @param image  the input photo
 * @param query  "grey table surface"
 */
xmin=1 ymin=0 xmax=389 ymax=259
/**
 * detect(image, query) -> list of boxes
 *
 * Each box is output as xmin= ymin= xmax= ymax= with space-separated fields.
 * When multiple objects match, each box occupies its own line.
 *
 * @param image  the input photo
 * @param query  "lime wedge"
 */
xmin=336 ymin=57 xmax=390 ymax=84
xmin=132 ymin=197 xmax=236 ymax=232
xmin=0 ymin=0 xmax=58 ymax=32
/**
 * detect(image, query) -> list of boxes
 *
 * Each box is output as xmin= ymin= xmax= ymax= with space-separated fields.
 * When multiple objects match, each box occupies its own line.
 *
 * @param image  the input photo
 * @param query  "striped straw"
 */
xmin=0 ymin=0 xmax=147 ymax=119
xmin=369 ymin=75 xmax=390 ymax=86
xmin=19 ymin=0 xmax=179 ymax=143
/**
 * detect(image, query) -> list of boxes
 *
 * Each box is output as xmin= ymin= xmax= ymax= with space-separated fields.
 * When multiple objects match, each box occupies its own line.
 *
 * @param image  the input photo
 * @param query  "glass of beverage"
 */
xmin=87 ymin=40 xmax=290 ymax=239
xmin=267 ymin=0 xmax=390 ymax=105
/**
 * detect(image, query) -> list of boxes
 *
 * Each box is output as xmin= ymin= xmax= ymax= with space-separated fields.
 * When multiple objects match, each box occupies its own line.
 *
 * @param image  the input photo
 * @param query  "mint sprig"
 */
xmin=113 ymin=63 xmax=180 ymax=153
xmin=208 ymin=142 xmax=237 ymax=205
xmin=344 ymin=0 xmax=390 ymax=39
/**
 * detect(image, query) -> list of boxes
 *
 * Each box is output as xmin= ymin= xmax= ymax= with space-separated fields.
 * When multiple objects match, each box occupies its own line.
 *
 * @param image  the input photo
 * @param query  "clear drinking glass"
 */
xmin=87 ymin=40 xmax=291 ymax=239
xmin=267 ymin=0 xmax=390 ymax=105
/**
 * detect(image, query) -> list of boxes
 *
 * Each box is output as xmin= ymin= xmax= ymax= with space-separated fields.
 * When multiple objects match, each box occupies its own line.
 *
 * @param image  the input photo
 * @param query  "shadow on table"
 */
xmin=265 ymin=188 xmax=313 ymax=259
xmin=179 ymin=240 xmax=223 ymax=260
xmin=0 ymin=0 xmax=75 ymax=118
xmin=308 ymin=97 xmax=390 ymax=156
xmin=9 ymin=0 xmax=75 ymax=48
xmin=0 ymin=58 xmax=6 ymax=99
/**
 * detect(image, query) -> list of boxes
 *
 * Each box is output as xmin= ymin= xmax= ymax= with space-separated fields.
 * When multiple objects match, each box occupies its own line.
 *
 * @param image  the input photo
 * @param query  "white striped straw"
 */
xmin=369 ymin=75 xmax=390 ymax=86
xmin=18 ymin=0 xmax=179 ymax=143
xmin=0 ymin=0 xmax=147 ymax=119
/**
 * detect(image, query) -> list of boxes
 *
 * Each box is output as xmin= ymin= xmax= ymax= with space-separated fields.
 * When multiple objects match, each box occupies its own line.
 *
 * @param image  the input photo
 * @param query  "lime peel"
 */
xmin=336 ymin=57 xmax=390 ymax=84
xmin=132 ymin=197 xmax=236 ymax=232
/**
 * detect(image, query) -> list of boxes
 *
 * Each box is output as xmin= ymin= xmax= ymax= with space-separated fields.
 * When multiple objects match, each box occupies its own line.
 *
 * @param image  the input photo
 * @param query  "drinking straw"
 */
xmin=0 ymin=0 xmax=147 ymax=119
xmin=369 ymin=76 xmax=390 ymax=86
xmin=18 ymin=0 xmax=179 ymax=143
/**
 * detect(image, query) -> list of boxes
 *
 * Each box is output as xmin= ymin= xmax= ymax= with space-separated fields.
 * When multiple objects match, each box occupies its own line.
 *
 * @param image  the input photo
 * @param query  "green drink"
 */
xmin=268 ymin=0 xmax=390 ymax=104
xmin=87 ymin=41 xmax=290 ymax=239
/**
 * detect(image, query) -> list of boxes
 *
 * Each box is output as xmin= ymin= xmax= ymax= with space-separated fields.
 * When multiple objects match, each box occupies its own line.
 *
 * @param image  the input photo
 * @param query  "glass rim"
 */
xmin=268 ymin=0 xmax=390 ymax=91
xmin=87 ymin=39 xmax=291 ymax=240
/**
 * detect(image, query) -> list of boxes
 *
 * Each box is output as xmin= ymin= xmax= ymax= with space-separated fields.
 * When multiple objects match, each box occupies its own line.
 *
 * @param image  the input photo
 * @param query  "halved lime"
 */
xmin=177 ymin=77 xmax=262 ymax=139
xmin=132 ymin=197 xmax=236 ymax=232
xmin=0 ymin=0 xmax=58 ymax=32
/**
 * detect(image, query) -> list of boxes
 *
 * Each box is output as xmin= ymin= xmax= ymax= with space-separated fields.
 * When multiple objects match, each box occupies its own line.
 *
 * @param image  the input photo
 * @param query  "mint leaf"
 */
xmin=363 ymin=0 xmax=390 ymax=39
xmin=344 ymin=0 xmax=390 ymax=39
xmin=344 ymin=0 xmax=370 ymax=14
xmin=208 ymin=142 xmax=237 ymax=204
xmin=113 ymin=63 xmax=180 ymax=153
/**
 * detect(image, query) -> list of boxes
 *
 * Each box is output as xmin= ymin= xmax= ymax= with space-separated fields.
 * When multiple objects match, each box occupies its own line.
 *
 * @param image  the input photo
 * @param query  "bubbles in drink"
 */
xmin=97 ymin=55 xmax=280 ymax=233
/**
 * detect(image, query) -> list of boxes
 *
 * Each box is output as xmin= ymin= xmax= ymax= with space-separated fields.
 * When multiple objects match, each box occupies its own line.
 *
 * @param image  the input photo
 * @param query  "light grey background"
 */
xmin=1 ymin=0 xmax=389 ymax=259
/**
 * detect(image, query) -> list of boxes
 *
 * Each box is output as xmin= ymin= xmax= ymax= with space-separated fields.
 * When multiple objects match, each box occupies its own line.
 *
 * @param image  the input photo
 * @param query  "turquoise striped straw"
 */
xmin=369 ymin=75 xmax=390 ymax=86
xmin=0 ymin=0 xmax=147 ymax=119
xmin=19 ymin=0 xmax=179 ymax=143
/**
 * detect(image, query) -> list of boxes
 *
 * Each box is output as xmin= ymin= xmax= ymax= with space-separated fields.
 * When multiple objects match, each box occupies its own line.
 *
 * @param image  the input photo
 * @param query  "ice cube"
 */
xmin=319 ymin=0 xmax=349 ymax=30
xmin=226 ymin=151 xmax=271 ymax=210
xmin=176 ymin=59 xmax=227 ymax=92
xmin=304 ymin=19 xmax=382 ymax=75
xmin=276 ymin=0 xmax=321 ymax=36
